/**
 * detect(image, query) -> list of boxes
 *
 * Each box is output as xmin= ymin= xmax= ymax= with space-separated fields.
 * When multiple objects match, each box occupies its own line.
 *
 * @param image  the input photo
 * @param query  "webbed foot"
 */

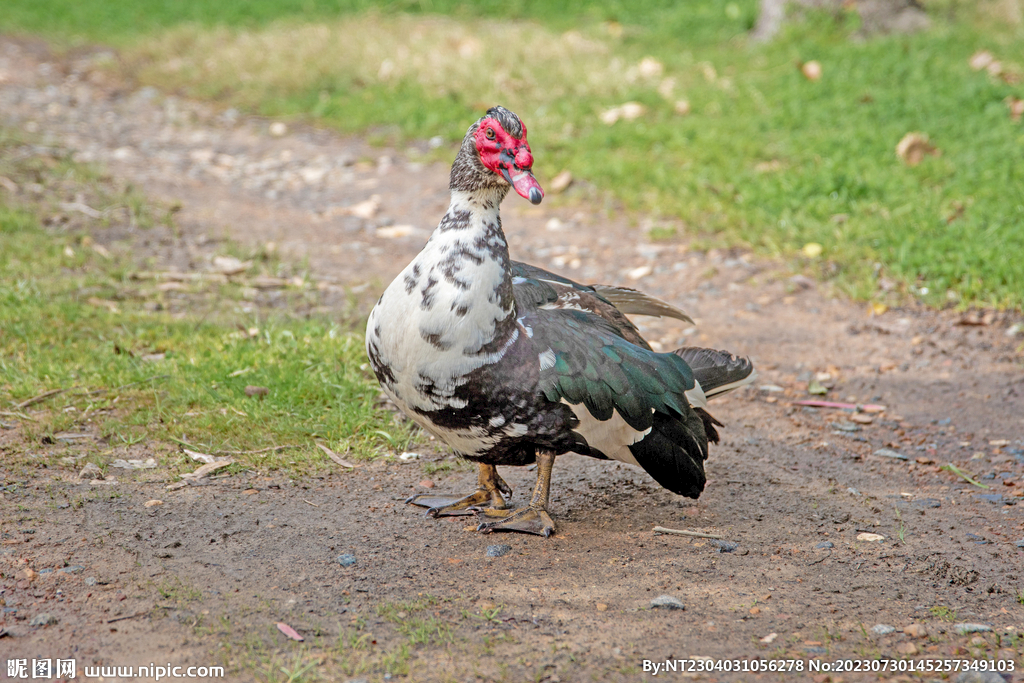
xmin=405 ymin=463 xmax=510 ymax=517
xmin=476 ymin=505 xmax=555 ymax=537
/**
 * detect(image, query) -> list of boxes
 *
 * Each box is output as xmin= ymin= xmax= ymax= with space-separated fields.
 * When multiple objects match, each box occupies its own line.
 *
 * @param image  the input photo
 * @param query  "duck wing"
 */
xmin=525 ymin=307 xmax=710 ymax=498
xmin=511 ymin=261 xmax=692 ymax=325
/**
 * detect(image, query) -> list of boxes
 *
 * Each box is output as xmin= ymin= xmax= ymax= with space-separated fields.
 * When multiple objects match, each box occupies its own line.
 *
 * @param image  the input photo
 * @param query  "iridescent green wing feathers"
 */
xmin=530 ymin=309 xmax=696 ymax=432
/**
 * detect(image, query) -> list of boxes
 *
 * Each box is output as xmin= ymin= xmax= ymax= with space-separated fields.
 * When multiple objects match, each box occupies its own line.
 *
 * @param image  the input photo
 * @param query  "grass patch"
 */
xmin=3 ymin=1 xmax=1024 ymax=308
xmin=0 ymin=129 xmax=411 ymax=472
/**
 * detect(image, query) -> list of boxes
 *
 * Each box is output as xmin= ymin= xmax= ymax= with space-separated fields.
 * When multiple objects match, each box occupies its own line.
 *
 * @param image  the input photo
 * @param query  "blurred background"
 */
xmin=2 ymin=0 xmax=1023 ymax=309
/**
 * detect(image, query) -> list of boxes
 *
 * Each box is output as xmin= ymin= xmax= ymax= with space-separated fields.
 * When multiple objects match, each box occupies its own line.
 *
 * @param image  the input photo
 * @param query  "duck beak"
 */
xmin=500 ymin=166 xmax=544 ymax=205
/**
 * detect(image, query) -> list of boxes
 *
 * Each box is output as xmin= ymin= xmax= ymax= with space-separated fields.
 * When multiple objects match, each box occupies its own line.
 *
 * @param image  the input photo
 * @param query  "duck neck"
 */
xmin=416 ymin=186 xmax=518 ymax=355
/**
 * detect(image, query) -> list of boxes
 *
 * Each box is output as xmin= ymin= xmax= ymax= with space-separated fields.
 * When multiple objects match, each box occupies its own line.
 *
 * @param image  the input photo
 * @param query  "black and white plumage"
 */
xmin=365 ymin=106 xmax=754 ymax=536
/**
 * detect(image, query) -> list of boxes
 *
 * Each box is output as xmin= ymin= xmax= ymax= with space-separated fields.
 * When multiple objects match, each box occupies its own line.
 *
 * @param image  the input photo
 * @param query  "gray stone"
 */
xmin=29 ymin=613 xmax=58 ymax=627
xmin=336 ymin=553 xmax=357 ymax=567
xmin=84 ymin=577 xmax=97 ymax=586
xmin=870 ymin=624 xmax=895 ymax=635
xmin=60 ymin=565 xmax=85 ymax=574
xmin=650 ymin=595 xmax=685 ymax=610
xmin=953 ymin=623 xmax=992 ymax=635
xmin=485 ymin=544 xmax=512 ymax=558
xmin=873 ymin=448 xmax=908 ymax=460
xmin=815 ymin=541 xmax=834 ymax=549
xmin=955 ymin=672 xmax=1006 ymax=683
xmin=710 ymin=540 xmax=738 ymax=553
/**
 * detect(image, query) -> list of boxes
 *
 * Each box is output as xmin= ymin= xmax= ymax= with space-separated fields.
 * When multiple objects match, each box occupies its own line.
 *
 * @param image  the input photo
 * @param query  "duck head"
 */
xmin=450 ymin=106 xmax=544 ymax=205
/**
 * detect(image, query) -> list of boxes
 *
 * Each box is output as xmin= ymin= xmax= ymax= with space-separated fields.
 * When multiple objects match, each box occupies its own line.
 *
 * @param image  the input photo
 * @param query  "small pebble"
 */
xmin=650 ymin=595 xmax=685 ymax=610
xmin=895 ymin=641 xmax=918 ymax=655
xmin=871 ymin=624 xmax=895 ymax=635
xmin=955 ymin=672 xmax=1006 ymax=683
xmin=418 ymin=479 xmax=435 ymax=489
xmin=60 ymin=565 xmax=85 ymax=574
xmin=1015 ymin=539 xmax=1024 ymax=548
xmin=485 ymin=544 xmax=511 ymax=558
xmin=873 ymin=448 xmax=907 ymax=460
xmin=144 ymin=499 xmax=163 ymax=507
xmin=269 ymin=122 xmax=288 ymax=137
xmin=954 ymin=623 xmax=992 ymax=635
xmin=596 ymin=603 xmax=608 ymax=612
xmin=710 ymin=539 xmax=738 ymax=553
xmin=29 ymin=613 xmax=58 ymax=627
xmin=38 ymin=568 xmax=54 ymax=575
xmin=815 ymin=541 xmax=834 ymax=549
xmin=903 ymin=623 xmax=927 ymax=638
xmin=85 ymin=577 xmax=97 ymax=586
xmin=336 ymin=553 xmax=357 ymax=568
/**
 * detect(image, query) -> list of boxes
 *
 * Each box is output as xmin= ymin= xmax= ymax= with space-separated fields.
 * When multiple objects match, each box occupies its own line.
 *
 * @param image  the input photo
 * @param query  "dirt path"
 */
xmin=2 ymin=37 xmax=1023 ymax=682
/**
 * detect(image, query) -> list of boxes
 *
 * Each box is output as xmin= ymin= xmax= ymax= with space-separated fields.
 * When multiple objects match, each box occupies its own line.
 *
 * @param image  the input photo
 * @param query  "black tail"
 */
xmin=627 ymin=348 xmax=754 ymax=499
xmin=627 ymin=410 xmax=709 ymax=499
xmin=673 ymin=347 xmax=755 ymax=398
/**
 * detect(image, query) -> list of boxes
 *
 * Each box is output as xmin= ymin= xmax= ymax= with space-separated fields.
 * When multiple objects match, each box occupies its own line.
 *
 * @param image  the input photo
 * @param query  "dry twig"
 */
xmin=652 ymin=526 xmax=724 ymax=540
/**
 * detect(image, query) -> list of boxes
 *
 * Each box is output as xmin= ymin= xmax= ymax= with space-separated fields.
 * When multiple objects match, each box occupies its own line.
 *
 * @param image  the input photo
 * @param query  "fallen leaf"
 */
xmin=87 ymin=297 xmax=120 ymax=313
xmin=179 ymin=459 xmax=233 ymax=481
xmin=801 ymin=60 xmax=822 ymax=81
xmin=549 ymin=170 xmax=573 ymax=193
xmin=183 ymin=448 xmax=219 ymax=464
xmin=627 ymin=265 xmax=652 ymax=280
xmin=808 ymin=379 xmax=828 ymax=395
xmin=969 ymin=50 xmax=995 ymax=71
xmin=600 ymin=102 xmax=646 ymax=125
xmin=212 ymin=255 xmax=251 ymax=275
xmin=317 ymin=443 xmax=357 ymax=468
xmin=1008 ymin=97 xmax=1024 ymax=122
xmin=276 ymin=622 xmax=304 ymax=641
xmin=802 ymin=242 xmax=823 ymax=258
xmin=344 ymin=195 xmax=381 ymax=220
xmin=638 ymin=57 xmax=664 ymax=79
xmin=896 ymin=132 xmax=939 ymax=166
xmin=375 ymin=224 xmax=424 ymax=239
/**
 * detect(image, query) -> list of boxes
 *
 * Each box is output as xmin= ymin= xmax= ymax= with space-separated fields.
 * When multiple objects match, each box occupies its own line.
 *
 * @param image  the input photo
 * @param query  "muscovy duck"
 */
xmin=365 ymin=106 xmax=754 ymax=536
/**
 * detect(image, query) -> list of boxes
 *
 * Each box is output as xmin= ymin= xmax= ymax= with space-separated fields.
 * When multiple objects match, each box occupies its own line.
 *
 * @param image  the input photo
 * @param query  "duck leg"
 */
xmin=476 ymin=452 xmax=555 ymax=537
xmin=406 ymin=462 xmax=511 ymax=517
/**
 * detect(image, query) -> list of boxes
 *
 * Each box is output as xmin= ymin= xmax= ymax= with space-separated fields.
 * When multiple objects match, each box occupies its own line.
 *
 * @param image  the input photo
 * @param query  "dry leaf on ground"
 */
xmin=896 ymin=132 xmax=939 ymax=166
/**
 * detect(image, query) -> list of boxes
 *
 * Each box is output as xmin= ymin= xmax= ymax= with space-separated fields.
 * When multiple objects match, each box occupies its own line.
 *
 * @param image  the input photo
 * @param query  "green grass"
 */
xmin=2 ymin=1 xmax=1024 ymax=308
xmin=0 ymin=131 xmax=411 ymax=471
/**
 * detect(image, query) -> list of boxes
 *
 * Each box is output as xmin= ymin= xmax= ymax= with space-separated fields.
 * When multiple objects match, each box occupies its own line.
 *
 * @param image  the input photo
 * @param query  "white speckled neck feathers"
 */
xmin=365 ymin=186 xmax=519 ymax=417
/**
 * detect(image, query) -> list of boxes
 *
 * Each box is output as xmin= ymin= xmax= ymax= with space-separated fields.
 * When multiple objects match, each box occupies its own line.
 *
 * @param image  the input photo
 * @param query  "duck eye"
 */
xmin=485 ymin=128 xmax=496 ymax=140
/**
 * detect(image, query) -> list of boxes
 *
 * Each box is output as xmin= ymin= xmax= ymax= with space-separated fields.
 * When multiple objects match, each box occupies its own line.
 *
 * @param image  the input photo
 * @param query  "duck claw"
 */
xmin=475 ymin=505 xmax=555 ymax=537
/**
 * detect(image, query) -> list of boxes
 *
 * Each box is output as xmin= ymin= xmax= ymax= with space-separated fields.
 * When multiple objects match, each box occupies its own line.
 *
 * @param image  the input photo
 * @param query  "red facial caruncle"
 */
xmin=474 ymin=116 xmax=544 ymax=205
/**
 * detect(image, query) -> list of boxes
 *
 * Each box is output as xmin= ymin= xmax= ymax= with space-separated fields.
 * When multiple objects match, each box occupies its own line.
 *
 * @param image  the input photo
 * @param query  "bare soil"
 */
xmin=1 ymin=36 xmax=1023 ymax=682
